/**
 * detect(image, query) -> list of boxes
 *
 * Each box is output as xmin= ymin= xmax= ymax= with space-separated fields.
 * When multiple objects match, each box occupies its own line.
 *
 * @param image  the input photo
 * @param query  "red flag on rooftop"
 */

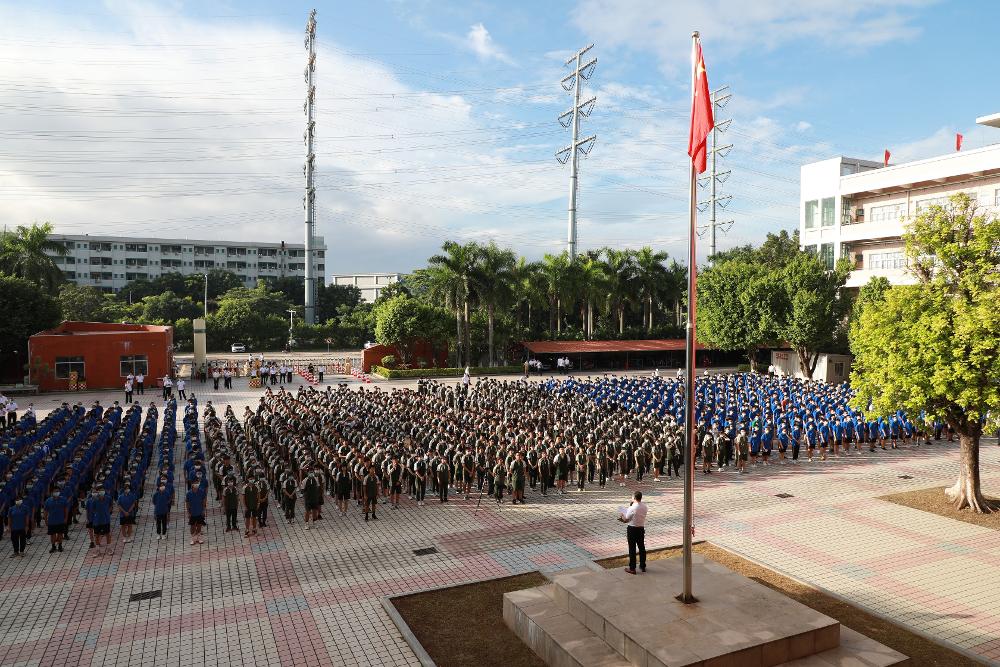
xmin=883 ymin=149 xmax=891 ymax=166
xmin=687 ymin=38 xmax=714 ymax=174
xmin=956 ymin=133 xmax=963 ymax=151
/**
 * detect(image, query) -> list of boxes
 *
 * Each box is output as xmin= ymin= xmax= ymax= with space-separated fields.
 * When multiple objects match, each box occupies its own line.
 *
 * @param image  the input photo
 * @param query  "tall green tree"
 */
xmin=0 ymin=223 xmax=66 ymax=293
xmin=603 ymin=248 xmax=636 ymax=335
xmin=538 ymin=252 xmax=572 ymax=335
xmin=0 ymin=275 xmax=61 ymax=382
xmin=427 ymin=241 xmax=480 ymax=366
xmin=57 ymin=284 xmax=109 ymax=322
xmin=140 ymin=290 xmax=202 ymax=324
xmin=777 ymin=253 xmax=851 ymax=376
xmin=850 ymin=194 xmax=999 ymax=513
xmin=633 ymin=246 xmax=670 ymax=332
xmin=473 ymin=242 xmax=517 ymax=366
xmin=697 ymin=260 xmax=778 ymax=371
xmin=374 ymin=295 xmax=451 ymax=365
xmin=576 ymin=252 xmax=607 ymax=339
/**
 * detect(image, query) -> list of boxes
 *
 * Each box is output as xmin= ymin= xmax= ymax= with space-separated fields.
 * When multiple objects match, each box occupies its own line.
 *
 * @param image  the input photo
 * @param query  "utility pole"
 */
xmin=302 ymin=9 xmax=317 ymax=324
xmin=556 ymin=44 xmax=598 ymax=260
xmin=203 ymin=273 xmax=208 ymax=318
xmin=697 ymin=85 xmax=732 ymax=262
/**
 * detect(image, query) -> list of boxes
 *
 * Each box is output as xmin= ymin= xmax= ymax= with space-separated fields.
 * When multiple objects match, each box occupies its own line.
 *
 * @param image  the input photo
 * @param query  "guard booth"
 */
xmin=28 ymin=321 xmax=174 ymax=392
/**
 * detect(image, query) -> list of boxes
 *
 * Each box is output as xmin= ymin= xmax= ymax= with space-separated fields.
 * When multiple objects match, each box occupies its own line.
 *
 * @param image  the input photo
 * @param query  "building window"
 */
xmin=120 ymin=355 xmax=148 ymax=377
xmin=819 ymin=243 xmax=834 ymax=270
xmin=869 ymin=203 xmax=905 ymax=223
xmin=821 ymin=197 xmax=835 ymax=226
xmin=869 ymin=252 xmax=907 ymax=270
xmin=124 ymin=243 xmax=147 ymax=252
xmin=804 ymin=200 xmax=817 ymax=228
xmin=915 ymin=193 xmax=977 ymax=212
xmin=833 ymin=361 xmax=844 ymax=377
xmin=55 ymin=356 xmax=86 ymax=379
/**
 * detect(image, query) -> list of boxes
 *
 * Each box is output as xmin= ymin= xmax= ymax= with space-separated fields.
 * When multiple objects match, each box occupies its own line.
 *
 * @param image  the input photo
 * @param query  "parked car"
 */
xmin=231 ymin=343 xmax=247 ymax=353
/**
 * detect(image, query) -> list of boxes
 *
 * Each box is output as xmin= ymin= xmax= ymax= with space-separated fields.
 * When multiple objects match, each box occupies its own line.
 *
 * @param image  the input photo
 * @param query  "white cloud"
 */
xmin=572 ymin=0 xmax=934 ymax=73
xmin=795 ymin=121 xmax=812 ymax=132
xmin=463 ymin=22 xmax=515 ymax=65
xmin=0 ymin=5 xmax=569 ymax=274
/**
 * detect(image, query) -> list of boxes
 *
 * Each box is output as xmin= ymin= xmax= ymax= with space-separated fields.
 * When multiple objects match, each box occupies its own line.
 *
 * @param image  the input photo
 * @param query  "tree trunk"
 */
xmin=674 ymin=299 xmax=681 ymax=326
xmin=587 ymin=299 xmax=593 ymax=339
xmin=648 ymin=295 xmax=654 ymax=332
xmin=548 ymin=296 xmax=556 ymax=335
xmin=618 ymin=306 xmax=624 ymax=335
xmin=454 ymin=306 xmax=462 ymax=367
xmin=747 ymin=348 xmax=758 ymax=373
xmin=557 ymin=297 xmax=562 ymax=334
xmin=945 ymin=426 xmax=996 ymax=513
xmin=487 ymin=304 xmax=495 ymax=367
xmin=463 ymin=297 xmax=471 ymax=368
xmin=795 ymin=347 xmax=818 ymax=379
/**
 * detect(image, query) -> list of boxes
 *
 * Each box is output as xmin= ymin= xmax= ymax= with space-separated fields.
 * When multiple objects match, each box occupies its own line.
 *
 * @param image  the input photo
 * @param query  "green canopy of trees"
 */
xmin=850 ymin=194 xmax=1000 ymax=513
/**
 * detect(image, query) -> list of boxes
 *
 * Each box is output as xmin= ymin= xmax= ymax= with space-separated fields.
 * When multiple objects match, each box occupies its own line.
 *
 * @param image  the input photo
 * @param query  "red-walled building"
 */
xmin=28 ymin=321 xmax=174 ymax=392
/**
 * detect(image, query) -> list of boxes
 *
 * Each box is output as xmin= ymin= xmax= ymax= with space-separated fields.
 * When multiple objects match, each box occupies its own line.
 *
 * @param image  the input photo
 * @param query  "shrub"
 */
xmin=370 ymin=365 xmax=523 ymax=379
xmin=380 ymin=355 xmax=396 ymax=368
xmin=736 ymin=364 xmax=751 ymax=373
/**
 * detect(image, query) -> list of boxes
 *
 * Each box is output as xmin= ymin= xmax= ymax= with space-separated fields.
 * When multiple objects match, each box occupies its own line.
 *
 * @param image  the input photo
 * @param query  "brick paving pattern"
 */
xmin=0 ymin=376 xmax=998 ymax=666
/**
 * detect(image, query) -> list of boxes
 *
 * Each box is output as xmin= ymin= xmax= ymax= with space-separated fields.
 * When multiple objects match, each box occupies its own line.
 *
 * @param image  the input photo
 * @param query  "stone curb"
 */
xmin=710 ymin=541 xmax=991 ymax=667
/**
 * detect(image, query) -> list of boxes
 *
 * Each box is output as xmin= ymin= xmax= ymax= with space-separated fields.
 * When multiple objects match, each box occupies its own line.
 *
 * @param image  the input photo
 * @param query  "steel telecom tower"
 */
xmin=556 ymin=44 xmax=597 ymax=260
xmin=697 ymin=86 xmax=732 ymax=261
xmin=303 ymin=9 xmax=318 ymax=324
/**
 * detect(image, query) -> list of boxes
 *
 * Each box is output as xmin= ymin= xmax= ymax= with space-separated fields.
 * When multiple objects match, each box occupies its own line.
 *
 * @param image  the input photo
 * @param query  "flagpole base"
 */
xmin=675 ymin=593 xmax=699 ymax=605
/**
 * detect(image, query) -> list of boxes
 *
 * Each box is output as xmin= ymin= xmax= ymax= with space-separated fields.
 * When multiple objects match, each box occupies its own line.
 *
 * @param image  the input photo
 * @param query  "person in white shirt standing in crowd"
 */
xmin=618 ymin=490 xmax=648 ymax=575
xmin=317 ymin=364 xmax=325 ymax=383
xmin=124 ymin=377 xmax=134 ymax=404
xmin=161 ymin=375 xmax=172 ymax=400
xmin=176 ymin=378 xmax=186 ymax=400
xmin=223 ymin=368 xmax=232 ymax=390
xmin=5 ymin=398 xmax=17 ymax=427
xmin=135 ymin=371 xmax=145 ymax=395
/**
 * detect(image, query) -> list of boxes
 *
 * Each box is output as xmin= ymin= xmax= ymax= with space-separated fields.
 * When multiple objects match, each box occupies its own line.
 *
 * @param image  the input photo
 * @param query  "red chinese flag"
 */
xmin=687 ymin=40 xmax=714 ymax=174
xmin=956 ymin=133 xmax=963 ymax=151
xmin=883 ymin=149 xmax=890 ymax=166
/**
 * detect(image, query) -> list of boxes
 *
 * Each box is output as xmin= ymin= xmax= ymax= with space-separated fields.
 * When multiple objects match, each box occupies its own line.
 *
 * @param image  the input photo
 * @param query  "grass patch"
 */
xmin=879 ymin=484 xmax=1000 ymax=531
xmin=391 ymin=572 xmax=547 ymax=667
xmin=598 ymin=543 xmax=977 ymax=667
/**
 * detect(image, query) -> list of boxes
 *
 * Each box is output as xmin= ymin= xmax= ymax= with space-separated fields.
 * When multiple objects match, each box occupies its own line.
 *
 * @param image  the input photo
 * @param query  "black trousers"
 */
xmin=137 ymin=382 xmax=144 ymax=395
xmin=10 ymin=529 xmax=26 ymax=554
xmin=155 ymin=515 xmax=168 ymax=535
xmin=225 ymin=509 xmax=238 ymax=530
xmin=414 ymin=480 xmax=425 ymax=502
xmin=627 ymin=526 xmax=646 ymax=571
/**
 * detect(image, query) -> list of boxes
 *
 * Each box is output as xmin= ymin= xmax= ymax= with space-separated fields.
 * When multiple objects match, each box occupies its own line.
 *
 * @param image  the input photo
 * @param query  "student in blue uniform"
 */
xmin=7 ymin=497 xmax=29 ymax=557
xmin=44 ymin=490 xmax=68 ymax=553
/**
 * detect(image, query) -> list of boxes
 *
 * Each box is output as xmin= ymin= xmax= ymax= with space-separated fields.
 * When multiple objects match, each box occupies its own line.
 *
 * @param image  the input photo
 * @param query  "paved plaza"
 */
xmin=1 ymin=373 xmax=998 ymax=666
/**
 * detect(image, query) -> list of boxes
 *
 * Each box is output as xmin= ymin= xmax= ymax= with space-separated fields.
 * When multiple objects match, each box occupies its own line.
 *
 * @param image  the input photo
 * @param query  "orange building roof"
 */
xmin=33 ymin=321 xmax=172 ymax=337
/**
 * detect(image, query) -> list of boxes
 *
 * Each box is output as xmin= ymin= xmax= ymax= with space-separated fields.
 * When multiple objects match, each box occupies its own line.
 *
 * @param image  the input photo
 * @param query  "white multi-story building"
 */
xmin=330 ymin=273 xmax=400 ymax=303
xmin=47 ymin=234 xmax=326 ymax=293
xmin=800 ymin=115 xmax=1000 ymax=288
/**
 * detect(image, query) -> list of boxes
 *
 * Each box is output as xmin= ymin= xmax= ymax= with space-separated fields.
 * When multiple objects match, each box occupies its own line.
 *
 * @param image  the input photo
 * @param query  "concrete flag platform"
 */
xmin=503 ymin=554 xmax=909 ymax=667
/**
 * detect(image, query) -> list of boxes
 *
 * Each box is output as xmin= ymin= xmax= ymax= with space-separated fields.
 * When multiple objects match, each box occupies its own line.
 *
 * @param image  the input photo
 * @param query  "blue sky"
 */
xmin=1 ymin=0 xmax=998 ymax=272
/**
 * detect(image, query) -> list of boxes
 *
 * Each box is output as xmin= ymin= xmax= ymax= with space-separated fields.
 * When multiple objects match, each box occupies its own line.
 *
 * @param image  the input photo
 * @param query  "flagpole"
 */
xmin=679 ymin=29 xmax=700 ymax=605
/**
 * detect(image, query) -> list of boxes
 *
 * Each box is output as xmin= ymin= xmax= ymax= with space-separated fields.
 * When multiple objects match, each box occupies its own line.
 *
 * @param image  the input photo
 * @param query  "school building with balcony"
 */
xmin=799 ymin=114 xmax=1000 ymax=288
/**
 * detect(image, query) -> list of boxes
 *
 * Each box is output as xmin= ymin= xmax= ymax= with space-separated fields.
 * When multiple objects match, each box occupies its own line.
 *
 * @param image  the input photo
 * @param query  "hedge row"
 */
xmin=371 ymin=365 xmax=524 ymax=379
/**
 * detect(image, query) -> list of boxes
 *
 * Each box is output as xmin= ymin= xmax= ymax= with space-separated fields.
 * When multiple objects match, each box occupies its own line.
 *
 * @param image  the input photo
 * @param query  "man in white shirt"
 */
xmin=317 ymin=365 xmax=325 ymax=383
xmin=176 ymin=378 xmax=187 ymax=400
xmin=618 ymin=490 xmax=648 ymax=574
xmin=135 ymin=372 xmax=145 ymax=395
xmin=162 ymin=375 xmax=173 ymax=400
xmin=6 ymin=399 xmax=17 ymax=427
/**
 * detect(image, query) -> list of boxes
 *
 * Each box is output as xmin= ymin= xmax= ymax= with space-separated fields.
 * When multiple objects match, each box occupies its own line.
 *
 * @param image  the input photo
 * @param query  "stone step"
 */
xmin=547 ymin=556 xmax=842 ymax=666
xmin=504 ymin=584 xmax=632 ymax=667
xmin=778 ymin=626 xmax=910 ymax=666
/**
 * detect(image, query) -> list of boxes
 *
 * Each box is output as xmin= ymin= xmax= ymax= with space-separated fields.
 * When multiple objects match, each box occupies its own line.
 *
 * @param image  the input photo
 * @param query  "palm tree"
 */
xmin=472 ymin=242 xmax=516 ymax=366
xmin=511 ymin=257 xmax=544 ymax=333
xmin=538 ymin=252 xmax=571 ymax=335
xmin=603 ymin=248 xmax=637 ymax=335
xmin=0 ymin=223 xmax=67 ymax=293
xmin=633 ymin=246 xmax=670 ymax=332
xmin=663 ymin=260 xmax=687 ymax=327
xmin=575 ymin=252 xmax=607 ymax=339
xmin=427 ymin=241 xmax=479 ymax=367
